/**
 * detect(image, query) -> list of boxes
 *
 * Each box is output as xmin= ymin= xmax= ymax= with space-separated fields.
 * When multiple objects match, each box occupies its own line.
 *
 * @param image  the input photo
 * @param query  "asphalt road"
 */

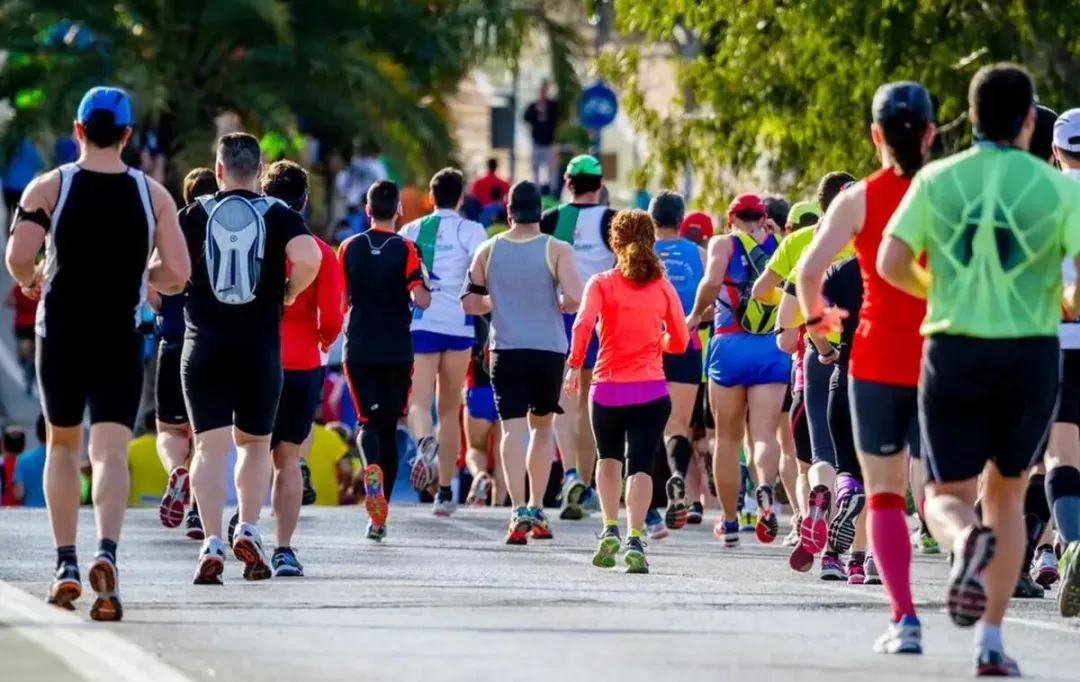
xmin=1 ymin=506 xmax=1078 ymax=682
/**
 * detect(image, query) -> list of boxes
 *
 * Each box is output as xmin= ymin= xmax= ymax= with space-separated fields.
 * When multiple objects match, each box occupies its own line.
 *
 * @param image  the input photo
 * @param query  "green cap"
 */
xmin=566 ymin=154 xmax=603 ymax=176
xmin=786 ymin=200 xmax=821 ymax=229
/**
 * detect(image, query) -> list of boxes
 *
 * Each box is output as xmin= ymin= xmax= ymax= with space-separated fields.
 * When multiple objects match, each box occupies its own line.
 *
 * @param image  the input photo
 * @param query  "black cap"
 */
xmin=1030 ymin=105 xmax=1059 ymax=164
xmin=648 ymin=190 xmax=686 ymax=229
xmin=508 ymin=181 xmax=543 ymax=223
xmin=762 ymin=196 xmax=790 ymax=228
xmin=872 ymin=81 xmax=933 ymax=128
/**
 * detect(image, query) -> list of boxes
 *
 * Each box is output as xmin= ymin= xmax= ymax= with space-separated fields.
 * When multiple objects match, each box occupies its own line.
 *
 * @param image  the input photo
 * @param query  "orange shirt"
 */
xmin=570 ymin=269 xmax=690 ymax=383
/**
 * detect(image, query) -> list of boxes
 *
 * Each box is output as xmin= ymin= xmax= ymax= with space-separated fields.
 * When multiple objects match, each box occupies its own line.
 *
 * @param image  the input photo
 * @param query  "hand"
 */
xmin=22 ymin=262 xmax=45 ymax=301
xmin=817 ymin=345 xmax=840 ymax=365
xmin=806 ymin=306 xmax=848 ymax=335
xmin=563 ymin=367 xmax=581 ymax=397
xmin=686 ymin=313 xmax=701 ymax=331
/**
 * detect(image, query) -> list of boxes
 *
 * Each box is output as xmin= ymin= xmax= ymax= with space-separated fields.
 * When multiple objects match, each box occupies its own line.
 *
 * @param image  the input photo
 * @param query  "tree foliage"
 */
xmin=601 ymin=0 xmax=1080 ymax=209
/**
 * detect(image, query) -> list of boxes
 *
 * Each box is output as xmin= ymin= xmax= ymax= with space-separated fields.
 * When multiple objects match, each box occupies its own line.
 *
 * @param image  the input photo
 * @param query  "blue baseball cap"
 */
xmin=872 ymin=81 xmax=933 ymax=128
xmin=76 ymin=87 xmax=133 ymax=127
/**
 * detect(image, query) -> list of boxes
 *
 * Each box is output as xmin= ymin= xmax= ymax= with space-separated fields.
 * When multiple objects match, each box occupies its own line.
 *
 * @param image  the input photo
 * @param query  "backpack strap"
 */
xmin=553 ymin=205 xmax=579 ymax=244
xmin=417 ymin=214 xmax=441 ymax=272
xmin=196 ymin=195 xmax=217 ymax=214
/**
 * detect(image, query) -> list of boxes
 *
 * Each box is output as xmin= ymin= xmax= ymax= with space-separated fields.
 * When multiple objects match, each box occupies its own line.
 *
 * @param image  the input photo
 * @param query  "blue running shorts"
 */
xmin=706 ymin=332 xmax=791 ymax=388
xmin=412 ymin=330 xmax=475 ymax=354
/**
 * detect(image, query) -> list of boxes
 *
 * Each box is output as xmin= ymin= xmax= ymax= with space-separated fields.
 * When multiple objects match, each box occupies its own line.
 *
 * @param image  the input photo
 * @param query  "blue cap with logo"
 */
xmin=76 ymin=87 xmax=133 ymax=127
xmin=872 ymin=81 xmax=933 ymax=128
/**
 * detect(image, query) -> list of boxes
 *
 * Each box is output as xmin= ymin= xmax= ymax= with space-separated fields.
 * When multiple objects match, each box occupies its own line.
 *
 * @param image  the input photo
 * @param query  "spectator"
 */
xmin=306 ymin=422 xmax=350 ymax=506
xmin=12 ymin=416 xmax=46 ymax=507
xmin=53 ymin=136 xmax=78 ymax=165
xmin=6 ymin=282 xmax=37 ymax=394
xmin=2 ymin=138 xmax=44 ymax=220
xmin=479 ymin=186 xmax=507 ymax=228
xmin=127 ymin=411 xmax=168 ymax=507
xmin=334 ymin=141 xmax=388 ymax=228
xmin=523 ymin=80 xmax=560 ymax=192
xmin=470 ymin=158 xmax=510 ymax=207
xmin=0 ymin=425 xmax=27 ymax=505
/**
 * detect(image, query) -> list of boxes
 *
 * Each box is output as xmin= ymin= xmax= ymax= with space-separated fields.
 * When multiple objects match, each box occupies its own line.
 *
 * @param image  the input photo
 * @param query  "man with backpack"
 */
xmin=179 ymin=133 xmax=321 ymax=585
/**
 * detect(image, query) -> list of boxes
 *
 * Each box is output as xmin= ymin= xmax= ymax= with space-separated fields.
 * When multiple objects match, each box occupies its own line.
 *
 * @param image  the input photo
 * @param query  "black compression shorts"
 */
xmin=38 ymin=330 xmax=144 ymax=430
xmin=272 ymin=367 xmax=326 ymax=448
xmin=155 ymin=340 xmax=188 ymax=426
xmin=490 ymin=349 xmax=565 ymax=421
xmin=344 ymin=361 xmax=413 ymax=428
xmin=1057 ymin=349 xmax=1080 ymax=427
xmin=181 ymin=339 xmax=283 ymax=436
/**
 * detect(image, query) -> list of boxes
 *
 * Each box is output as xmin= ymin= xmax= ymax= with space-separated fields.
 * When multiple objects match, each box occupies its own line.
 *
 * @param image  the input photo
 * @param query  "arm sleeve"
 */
xmin=403 ymin=240 xmax=424 ymax=291
xmin=316 ymin=241 xmax=345 ymax=346
xmin=661 ymin=280 xmax=691 ymax=354
xmin=883 ymin=173 xmax=929 ymax=253
xmin=539 ymin=208 xmax=559 ymax=236
xmin=568 ymin=276 xmax=602 ymax=369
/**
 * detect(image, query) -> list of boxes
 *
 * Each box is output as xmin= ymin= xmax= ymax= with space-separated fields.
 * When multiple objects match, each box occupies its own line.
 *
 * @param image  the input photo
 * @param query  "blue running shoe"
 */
xmin=645 ymin=509 xmax=669 ymax=539
xmin=582 ymin=487 xmax=600 ymax=515
xmin=366 ymin=520 xmax=388 ymax=543
xmin=47 ymin=563 xmax=81 ymax=611
xmin=271 ymin=548 xmax=304 ymax=578
xmin=974 ymin=648 xmax=1020 ymax=677
xmin=873 ymin=614 xmax=922 ymax=655
xmin=714 ymin=518 xmax=740 ymax=547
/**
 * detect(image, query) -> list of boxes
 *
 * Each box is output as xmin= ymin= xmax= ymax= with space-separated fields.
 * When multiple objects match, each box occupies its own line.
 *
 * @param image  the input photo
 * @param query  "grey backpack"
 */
xmin=197 ymin=194 xmax=284 ymax=305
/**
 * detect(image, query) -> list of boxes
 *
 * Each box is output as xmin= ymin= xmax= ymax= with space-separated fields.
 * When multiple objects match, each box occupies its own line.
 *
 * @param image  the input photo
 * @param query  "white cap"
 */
xmin=1053 ymin=108 xmax=1080 ymax=153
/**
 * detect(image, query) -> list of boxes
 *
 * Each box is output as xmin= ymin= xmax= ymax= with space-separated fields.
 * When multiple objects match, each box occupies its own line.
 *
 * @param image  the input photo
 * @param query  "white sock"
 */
xmin=975 ymin=622 xmax=1003 ymax=652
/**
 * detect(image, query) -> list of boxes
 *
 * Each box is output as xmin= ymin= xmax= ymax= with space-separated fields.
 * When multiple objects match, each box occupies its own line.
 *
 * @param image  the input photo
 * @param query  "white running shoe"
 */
xmin=232 ymin=523 xmax=272 ymax=581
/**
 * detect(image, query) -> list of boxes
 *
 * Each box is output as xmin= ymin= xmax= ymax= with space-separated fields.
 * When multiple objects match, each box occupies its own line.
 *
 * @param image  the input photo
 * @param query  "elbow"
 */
xmin=777 ymin=331 xmax=798 ymax=354
xmin=750 ymin=278 xmax=769 ymax=303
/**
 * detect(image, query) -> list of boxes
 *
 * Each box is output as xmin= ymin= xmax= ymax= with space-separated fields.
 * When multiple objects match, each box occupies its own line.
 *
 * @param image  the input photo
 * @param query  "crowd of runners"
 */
xmin=7 ymin=61 xmax=1080 ymax=677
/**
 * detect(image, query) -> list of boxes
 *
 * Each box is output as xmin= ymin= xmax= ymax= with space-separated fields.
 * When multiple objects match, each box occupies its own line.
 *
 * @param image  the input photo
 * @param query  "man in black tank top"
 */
xmin=178 ymin=133 xmax=321 ymax=586
xmin=5 ymin=86 xmax=191 ymax=621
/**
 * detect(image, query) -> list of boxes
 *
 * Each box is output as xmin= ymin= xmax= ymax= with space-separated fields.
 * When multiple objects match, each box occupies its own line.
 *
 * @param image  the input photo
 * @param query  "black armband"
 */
xmin=467 ymin=282 xmax=489 ymax=296
xmin=11 ymin=205 xmax=50 ymax=233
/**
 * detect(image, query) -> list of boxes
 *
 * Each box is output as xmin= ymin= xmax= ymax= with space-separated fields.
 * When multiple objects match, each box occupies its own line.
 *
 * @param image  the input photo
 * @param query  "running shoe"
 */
xmin=1013 ymin=573 xmax=1044 ymax=599
xmin=1032 ymin=546 xmax=1059 ymax=588
xmin=713 ymin=518 xmax=740 ymax=548
xmin=300 ymin=459 xmax=317 ymax=506
xmin=581 ymin=487 xmax=600 ymax=515
xmin=1055 ymin=531 xmax=1065 ymax=560
xmin=646 ymin=509 xmax=670 ymax=540
xmin=755 ymin=484 xmax=779 ymax=544
xmin=271 ymin=547 xmax=304 ymax=578
xmin=505 ymin=507 xmax=532 ymax=545
xmin=820 ymin=554 xmax=846 ymax=581
xmin=946 ymin=525 xmax=996 ymax=627
xmin=530 ymin=508 xmax=553 ymax=540
xmin=593 ymin=525 xmax=621 ymax=568
xmin=366 ymin=520 xmax=387 ymax=543
xmin=159 ymin=465 xmax=189 ymax=529
xmin=847 ymin=560 xmax=866 ymax=585
xmin=432 ymin=495 xmax=457 ymax=517
xmin=46 ymin=563 xmax=81 ymax=611
xmin=911 ymin=528 xmax=941 ymax=555
xmin=788 ymin=544 xmax=814 ymax=573
xmin=467 ymin=471 xmax=493 ymax=506
xmin=409 ymin=436 xmax=438 ymax=492
xmin=782 ymin=517 xmax=801 ymax=547
xmin=1059 ymin=540 xmax=1080 ymax=618
xmin=664 ymin=474 xmax=689 ymax=530
xmin=193 ymin=536 xmax=226 ymax=585
xmin=185 ymin=508 xmax=205 ymax=540
xmin=232 ymin=523 xmax=272 ymax=581
xmin=738 ymin=511 xmax=757 ymax=532
xmin=974 ymin=648 xmax=1020 ymax=677
xmin=686 ymin=502 xmax=704 ymax=525
xmin=828 ymin=488 xmax=865 ymax=555
xmin=800 ymin=485 xmax=831 ymax=555
xmin=227 ymin=508 xmax=240 ymax=547
xmin=865 ymin=555 xmax=882 ymax=585
xmin=363 ymin=464 xmax=388 ymax=527
xmin=87 ymin=552 xmax=122 ymax=622
xmin=559 ymin=473 xmax=588 ymax=520
xmin=624 ymin=536 xmax=649 ymax=574
xmin=872 ymin=614 xmax=922 ymax=655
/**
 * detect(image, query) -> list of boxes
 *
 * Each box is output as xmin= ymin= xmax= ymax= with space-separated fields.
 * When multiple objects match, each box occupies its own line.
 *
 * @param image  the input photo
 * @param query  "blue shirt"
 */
xmin=2 ymin=139 xmax=44 ymax=193
xmin=13 ymin=446 xmax=46 ymax=507
xmin=655 ymin=237 xmax=704 ymax=316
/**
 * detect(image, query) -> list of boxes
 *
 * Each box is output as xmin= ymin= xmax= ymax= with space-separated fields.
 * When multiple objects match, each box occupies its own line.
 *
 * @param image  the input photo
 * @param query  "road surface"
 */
xmin=1 ymin=506 xmax=1078 ymax=681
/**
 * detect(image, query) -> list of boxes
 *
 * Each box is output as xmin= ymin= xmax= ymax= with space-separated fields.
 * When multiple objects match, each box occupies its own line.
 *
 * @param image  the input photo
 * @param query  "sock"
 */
xmin=564 ymin=467 xmax=578 ymax=481
xmin=274 ymin=546 xmax=291 ymax=554
xmin=98 ymin=538 xmax=117 ymax=563
xmin=604 ymin=518 xmax=618 ymax=529
xmin=665 ymin=436 xmax=693 ymax=479
xmin=851 ymin=550 xmax=866 ymax=564
xmin=438 ymin=486 xmax=453 ymax=502
xmin=975 ymin=622 xmax=1003 ymax=652
xmin=868 ymin=492 xmax=916 ymax=622
xmin=56 ymin=545 xmax=77 ymax=569
xmin=1047 ymin=466 xmax=1080 ymax=543
xmin=628 ymin=528 xmax=642 ymax=539
xmin=1023 ymin=473 xmax=1050 ymax=574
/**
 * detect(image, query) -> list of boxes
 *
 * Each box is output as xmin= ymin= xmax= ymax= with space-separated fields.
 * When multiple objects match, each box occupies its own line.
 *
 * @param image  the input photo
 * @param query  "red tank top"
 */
xmin=848 ymin=168 xmax=926 ymax=387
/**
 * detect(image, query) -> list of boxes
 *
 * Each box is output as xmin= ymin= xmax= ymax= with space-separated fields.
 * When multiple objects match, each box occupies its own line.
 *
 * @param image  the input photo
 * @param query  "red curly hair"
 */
xmin=610 ymin=209 xmax=664 ymax=284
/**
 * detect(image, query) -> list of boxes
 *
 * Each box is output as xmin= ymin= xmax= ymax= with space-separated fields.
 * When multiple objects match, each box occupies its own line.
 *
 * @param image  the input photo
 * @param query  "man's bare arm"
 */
xmin=6 ymin=172 xmax=58 ymax=288
xmin=146 ymin=180 xmax=191 ymax=295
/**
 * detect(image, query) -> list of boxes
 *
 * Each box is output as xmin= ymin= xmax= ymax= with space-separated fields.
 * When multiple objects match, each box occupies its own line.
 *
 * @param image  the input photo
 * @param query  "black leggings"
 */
xmin=828 ymin=367 xmax=862 ymax=483
xmin=357 ymin=422 xmax=400 ymax=499
xmin=591 ymin=396 xmax=672 ymax=476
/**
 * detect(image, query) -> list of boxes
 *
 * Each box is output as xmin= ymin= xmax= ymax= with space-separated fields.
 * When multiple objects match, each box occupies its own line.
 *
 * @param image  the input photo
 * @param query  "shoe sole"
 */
xmin=233 ymin=538 xmax=272 ymax=581
xmin=1033 ymin=565 xmax=1059 ymax=589
xmin=648 ymin=526 xmax=670 ymax=540
xmin=363 ymin=465 xmax=389 ymax=527
xmin=560 ymin=480 xmax=588 ymax=521
xmin=193 ymin=554 xmax=224 ymax=585
xmin=88 ymin=559 xmax=122 ymax=622
xmin=820 ymin=571 xmax=846 ymax=581
xmin=593 ymin=536 xmax=621 ymax=568
xmin=827 ymin=491 xmax=865 ymax=555
xmin=664 ymin=477 xmax=688 ymax=530
xmin=1059 ymin=548 xmax=1080 ymax=618
xmin=755 ymin=486 xmax=778 ymax=544
xmin=433 ymin=505 xmax=456 ymax=518
xmin=947 ymin=527 xmax=996 ymax=627
xmin=789 ymin=545 xmax=814 ymax=573
xmin=531 ymin=526 xmax=554 ymax=540
xmin=186 ymin=527 xmax=205 ymax=541
xmin=800 ymin=486 xmax=831 ymax=555
xmin=625 ymin=549 xmax=649 ymax=574
xmin=506 ymin=518 xmax=532 ymax=546
xmin=712 ymin=520 xmax=738 ymax=546
xmin=48 ymin=578 xmax=81 ymax=610
xmin=273 ymin=567 xmax=304 ymax=578
xmin=686 ymin=512 xmax=703 ymax=525
xmin=848 ymin=575 xmax=866 ymax=585
xmin=159 ymin=468 xmax=189 ymax=529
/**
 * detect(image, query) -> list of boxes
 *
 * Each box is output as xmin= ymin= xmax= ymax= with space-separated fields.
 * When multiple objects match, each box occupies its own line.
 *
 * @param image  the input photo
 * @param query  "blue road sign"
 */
xmin=578 ymin=82 xmax=618 ymax=130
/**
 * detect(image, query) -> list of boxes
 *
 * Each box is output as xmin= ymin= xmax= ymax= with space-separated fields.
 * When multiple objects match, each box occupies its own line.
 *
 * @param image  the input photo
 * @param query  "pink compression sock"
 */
xmin=868 ymin=492 xmax=917 ymax=622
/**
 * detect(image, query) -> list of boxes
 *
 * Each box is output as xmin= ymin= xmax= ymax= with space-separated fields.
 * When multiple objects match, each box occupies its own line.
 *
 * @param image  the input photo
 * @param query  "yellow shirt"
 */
xmin=769 ymin=227 xmax=855 ymax=343
xmin=307 ymin=424 xmax=349 ymax=506
xmin=128 ymin=434 xmax=168 ymax=507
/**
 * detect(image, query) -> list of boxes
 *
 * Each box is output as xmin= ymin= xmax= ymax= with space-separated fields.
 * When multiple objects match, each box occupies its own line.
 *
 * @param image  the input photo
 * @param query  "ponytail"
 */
xmin=610 ymin=209 xmax=665 ymax=284
xmin=882 ymin=115 xmax=928 ymax=177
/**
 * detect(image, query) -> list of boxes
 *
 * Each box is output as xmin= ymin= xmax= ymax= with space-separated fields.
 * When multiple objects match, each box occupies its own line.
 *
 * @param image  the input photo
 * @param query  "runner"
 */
xmin=5 ymin=86 xmax=191 ymax=619
xmin=540 ymin=156 xmax=617 ymax=520
xmin=463 ymin=315 xmax=502 ymax=506
xmin=263 ymin=160 xmax=344 ymax=576
xmin=650 ymin=191 xmax=705 ymax=532
xmin=340 ymin=180 xmax=431 ymax=542
xmin=181 ymin=133 xmax=321 ymax=585
xmin=462 ymin=181 xmax=582 ymax=544
xmin=687 ymin=193 xmax=789 ymax=548
xmin=1049 ymin=107 xmax=1080 ymax=617
xmin=878 ymin=64 xmax=1075 ymax=675
xmin=566 ymin=209 xmax=690 ymax=572
xmin=401 ymin=168 xmax=488 ymax=516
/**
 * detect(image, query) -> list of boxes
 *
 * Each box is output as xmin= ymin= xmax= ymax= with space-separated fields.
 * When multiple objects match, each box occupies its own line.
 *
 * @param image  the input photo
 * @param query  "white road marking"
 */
xmin=0 ymin=579 xmax=195 ymax=682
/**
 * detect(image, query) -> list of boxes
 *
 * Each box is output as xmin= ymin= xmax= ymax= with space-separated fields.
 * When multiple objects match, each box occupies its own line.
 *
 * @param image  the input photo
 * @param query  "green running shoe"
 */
xmin=1059 ymin=540 xmax=1080 ymax=618
xmin=592 ymin=525 xmax=621 ymax=568
xmin=624 ymin=537 xmax=649 ymax=574
xmin=913 ymin=529 xmax=941 ymax=555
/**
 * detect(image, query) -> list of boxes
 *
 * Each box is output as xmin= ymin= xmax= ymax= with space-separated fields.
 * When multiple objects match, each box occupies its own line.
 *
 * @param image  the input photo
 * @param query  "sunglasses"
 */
xmin=733 ymin=210 xmax=765 ymax=222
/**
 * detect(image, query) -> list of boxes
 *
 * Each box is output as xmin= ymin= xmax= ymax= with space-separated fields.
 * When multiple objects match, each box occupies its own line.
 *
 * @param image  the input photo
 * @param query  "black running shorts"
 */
xmin=155 ymin=340 xmax=188 ymax=426
xmin=849 ymin=378 xmax=920 ymax=458
xmin=490 ymin=349 xmax=565 ymax=421
xmin=38 ymin=330 xmax=144 ymax=430
xmin=1057 ymin=349 xmax=1080 ymax=427
xmin=272 ymin=367 xmax=326 ymax=448
xmin=181 ymin=339 xmax=283 ymax=436
xmin=343 ymin=360 xmax=412 ymax=428
xmin=663 ymin=347 xmax=703 ymax=386
xmin=920 ymin=334 xmax=1059 ymax=484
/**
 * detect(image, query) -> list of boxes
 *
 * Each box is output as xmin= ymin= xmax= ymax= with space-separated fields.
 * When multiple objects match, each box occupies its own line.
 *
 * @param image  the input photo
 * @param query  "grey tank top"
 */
xmin=486 ymin=233 xmax=568 ymax=354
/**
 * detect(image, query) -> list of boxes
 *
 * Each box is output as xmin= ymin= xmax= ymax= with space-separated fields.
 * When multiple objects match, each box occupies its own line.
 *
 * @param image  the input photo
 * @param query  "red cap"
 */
xmin=680 ymin=211 xmax=714 ymax=244
xmin=727 ymin=193 xmax=767 ymax=224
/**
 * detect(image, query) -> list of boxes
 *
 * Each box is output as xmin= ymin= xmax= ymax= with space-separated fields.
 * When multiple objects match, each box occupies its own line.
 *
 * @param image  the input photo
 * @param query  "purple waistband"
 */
xmin=590 ymin=380 xmax=669 ymax=407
